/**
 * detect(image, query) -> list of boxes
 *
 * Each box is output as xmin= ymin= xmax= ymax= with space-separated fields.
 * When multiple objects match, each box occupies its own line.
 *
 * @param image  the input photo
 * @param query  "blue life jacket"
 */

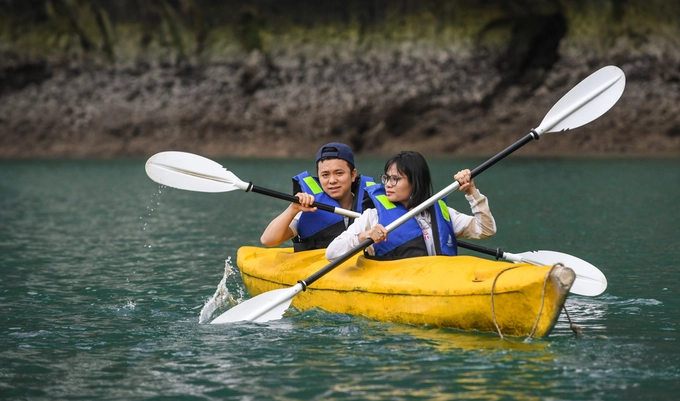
xmin=363 ymin=185 xmax=457 ymax=260
xmin=292 ymin=172 xmax=375 ymax=252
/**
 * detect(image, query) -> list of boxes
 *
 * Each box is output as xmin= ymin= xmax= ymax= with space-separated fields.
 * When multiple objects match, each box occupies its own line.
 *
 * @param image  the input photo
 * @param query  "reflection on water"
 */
xmin=386 ymin=325 xmax=550 ymax=354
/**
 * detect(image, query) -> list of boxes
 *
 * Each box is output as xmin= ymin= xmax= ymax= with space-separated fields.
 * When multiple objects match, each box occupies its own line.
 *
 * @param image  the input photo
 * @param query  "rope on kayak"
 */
xmin=562 ymin=306 xmax=583 ymax=335
xmin=490 ymin=265 xmax=521 ymax=339
xmin=490 ymin=263 xmax=560 ymax=341
xmin=524 ymin=263 xmax=561 ymax=342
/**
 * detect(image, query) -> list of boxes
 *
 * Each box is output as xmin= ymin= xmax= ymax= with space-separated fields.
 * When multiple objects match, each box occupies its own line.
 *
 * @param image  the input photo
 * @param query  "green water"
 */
xmin=1 ymin=156 xmax=678 ymax=400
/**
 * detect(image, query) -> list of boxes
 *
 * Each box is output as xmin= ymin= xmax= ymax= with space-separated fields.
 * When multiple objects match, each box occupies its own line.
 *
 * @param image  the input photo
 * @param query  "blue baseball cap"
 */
xmin=315 ymin=142 xmax=355 ymax=167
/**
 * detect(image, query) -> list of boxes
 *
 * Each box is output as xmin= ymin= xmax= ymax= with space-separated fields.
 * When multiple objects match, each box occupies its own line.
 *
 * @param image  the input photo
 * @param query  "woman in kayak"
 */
xmin=326 ymin=150 xmax=496 ymax=261
xmin=260 ymin=142 xmax=375 ymax=252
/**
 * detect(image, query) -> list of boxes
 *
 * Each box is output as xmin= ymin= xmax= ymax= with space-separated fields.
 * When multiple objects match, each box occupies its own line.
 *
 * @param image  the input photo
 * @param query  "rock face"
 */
xmin=1 ymin=1 xmax=679 ymax=159
xmin=2 ymin=51 xmax=678 ymax=159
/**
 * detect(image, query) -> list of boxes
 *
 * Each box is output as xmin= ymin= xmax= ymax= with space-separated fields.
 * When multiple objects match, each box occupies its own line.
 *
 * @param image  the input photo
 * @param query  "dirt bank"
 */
xmin=1 ymin=50 xmax=679 ymax=159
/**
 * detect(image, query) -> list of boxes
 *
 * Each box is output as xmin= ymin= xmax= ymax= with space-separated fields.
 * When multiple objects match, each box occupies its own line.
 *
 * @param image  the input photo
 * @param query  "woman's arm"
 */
xmin=325 ymin=209 xmax=379 ymax=261
xmin=450 ymin=189 xmax=497 ymax=239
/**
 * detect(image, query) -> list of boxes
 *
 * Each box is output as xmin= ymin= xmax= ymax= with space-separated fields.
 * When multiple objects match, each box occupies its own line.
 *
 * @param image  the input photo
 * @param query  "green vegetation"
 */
xmin=1 ymin=0 xmax=678 ymax=64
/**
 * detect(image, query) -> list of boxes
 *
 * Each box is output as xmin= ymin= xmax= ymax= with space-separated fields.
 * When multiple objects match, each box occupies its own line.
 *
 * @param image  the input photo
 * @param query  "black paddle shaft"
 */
xmin=470 ymin=131 xmax=539 ymax=179
xmin=457 ymin=240 xmax=503 ymax=260
xmin=249 ymin=184 xmax=339 ymax=215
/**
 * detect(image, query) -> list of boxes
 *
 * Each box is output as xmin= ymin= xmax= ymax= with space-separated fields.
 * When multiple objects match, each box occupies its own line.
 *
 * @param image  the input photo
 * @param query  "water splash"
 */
xmin=140 ymin=185 xmax=164 ymax=251
xmin=198 ymin=257 xmax=245 ymax=324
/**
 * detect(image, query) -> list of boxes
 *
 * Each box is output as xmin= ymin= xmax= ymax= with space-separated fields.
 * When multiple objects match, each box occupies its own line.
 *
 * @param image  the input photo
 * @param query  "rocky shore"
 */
xmin=1 ymin=49 xmax=679 ymax=159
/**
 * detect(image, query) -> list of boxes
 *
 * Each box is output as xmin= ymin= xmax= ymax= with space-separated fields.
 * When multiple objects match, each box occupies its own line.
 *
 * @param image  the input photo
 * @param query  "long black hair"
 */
xmin=384 ymin=151 xmax=432 ymax=210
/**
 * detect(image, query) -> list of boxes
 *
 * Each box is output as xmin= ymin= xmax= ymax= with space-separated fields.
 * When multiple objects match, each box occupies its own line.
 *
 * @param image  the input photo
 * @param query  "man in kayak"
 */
xmin=260 ymin=142 xmax=375 ymax=252
xmin=326 ymin=151 xmax=496 ymax=261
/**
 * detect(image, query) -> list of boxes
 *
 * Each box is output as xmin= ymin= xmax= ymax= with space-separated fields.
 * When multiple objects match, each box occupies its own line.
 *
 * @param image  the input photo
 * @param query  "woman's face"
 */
xmin=384 ymin=163 xmax=412 ymax=208
xmin=318 ymin=159 xmax=356 ymax=203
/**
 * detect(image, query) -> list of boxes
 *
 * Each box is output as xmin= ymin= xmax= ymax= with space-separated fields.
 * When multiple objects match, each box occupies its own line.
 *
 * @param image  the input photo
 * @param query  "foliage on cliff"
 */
xmin=3 ymin=0 xmax=679 ymax=63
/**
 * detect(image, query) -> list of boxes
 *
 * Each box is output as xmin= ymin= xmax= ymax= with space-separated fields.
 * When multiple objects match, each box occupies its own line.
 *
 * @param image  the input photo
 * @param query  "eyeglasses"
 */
xmin=380 ymin=174 xmax=402 ymax=186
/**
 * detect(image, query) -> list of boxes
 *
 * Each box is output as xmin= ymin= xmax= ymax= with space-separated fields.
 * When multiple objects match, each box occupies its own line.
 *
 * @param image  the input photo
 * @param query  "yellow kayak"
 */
xmin=236 ymin=246 xmax=575 ymax=338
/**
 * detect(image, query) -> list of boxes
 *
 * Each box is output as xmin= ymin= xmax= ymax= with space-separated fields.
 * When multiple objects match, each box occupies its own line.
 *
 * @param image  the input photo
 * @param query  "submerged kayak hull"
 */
xmin=236 ymin=247 xmax=575 ymax=338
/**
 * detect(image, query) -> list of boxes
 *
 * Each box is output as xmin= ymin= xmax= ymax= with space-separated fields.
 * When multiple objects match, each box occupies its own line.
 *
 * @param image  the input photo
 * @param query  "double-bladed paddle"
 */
xmin=145 ymin=151 xmax=608 ymax=297
xmin=210 ymin=65 xmax=625 ymax=324
xmin=145 ymin=151 xmax=358 ymax=218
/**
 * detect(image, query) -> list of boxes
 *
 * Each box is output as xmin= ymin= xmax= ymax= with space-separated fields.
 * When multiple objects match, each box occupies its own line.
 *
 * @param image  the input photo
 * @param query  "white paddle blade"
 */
xmin=145 ymin=151 xmax=249 ymax=193
xmin=514 ymin=250 xmax=608 ymax=296
xmin=210 ymin=285 xmax=302 ymax=324
xmin=537 ymin=65 xmax=625 ymax=135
